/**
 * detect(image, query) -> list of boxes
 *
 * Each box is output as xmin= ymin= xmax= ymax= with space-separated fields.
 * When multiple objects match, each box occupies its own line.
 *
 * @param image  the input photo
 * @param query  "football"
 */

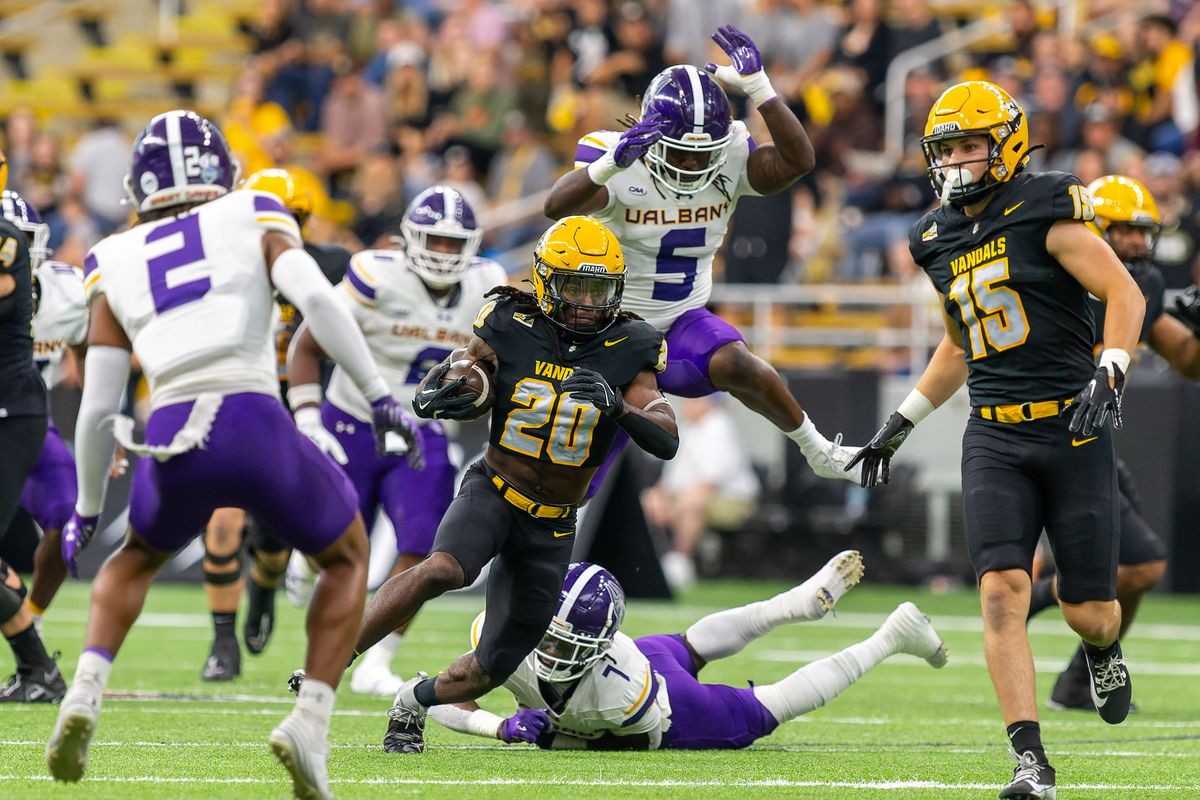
xmin=441 ymin=359 xmax=496 ymax=415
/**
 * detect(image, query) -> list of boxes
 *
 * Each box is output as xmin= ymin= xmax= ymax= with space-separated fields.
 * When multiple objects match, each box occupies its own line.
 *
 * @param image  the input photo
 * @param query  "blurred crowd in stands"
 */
xmin=4 ymin=0 xmax=1200 ymax=287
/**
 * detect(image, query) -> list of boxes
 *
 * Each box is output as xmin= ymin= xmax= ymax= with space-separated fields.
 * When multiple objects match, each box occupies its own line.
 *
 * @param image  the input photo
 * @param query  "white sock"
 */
xmin=295 ymin=678 xmax=335 ymax=730
xmin=752 ymin=631 xmax=893 ymax=723
xmin=360 ymin=633 xmax=402 ymax=670
xmin=686 ymin=582 xmax=827 ymax=661
xmin=69 ymin=649 xmax=113 ymax=705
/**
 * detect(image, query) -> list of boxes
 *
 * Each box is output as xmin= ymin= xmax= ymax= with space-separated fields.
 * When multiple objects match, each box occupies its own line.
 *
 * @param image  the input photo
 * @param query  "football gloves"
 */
xmin=371 ymin=395 xmax=424 ymax=469
xmin=562 ymin=367 xmax=624 ymax=417
xmin=1067 ymin=365 xmax=1124 ymax=436
xmin=294 ymin=406 xmax=349 ymax=465
xmin=499 ymin=708 xmax=552 ymax=744
xmin=704 ymin=24 xmax=776 ymax=106
xmin=844 ymin=412 xmax=915 ymax=488
xmin=1174 ymin=284 xmax=1200 ymax=336
xmin=62 ymin=511 xmax=99 ymax=579
xmin=613 ymin=112 xmax=669 ymax=169
xmin=412 ymin=361 xmax=481 ymax=421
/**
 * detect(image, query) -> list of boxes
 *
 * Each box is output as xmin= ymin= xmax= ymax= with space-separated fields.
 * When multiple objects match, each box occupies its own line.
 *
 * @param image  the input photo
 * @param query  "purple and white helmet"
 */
xmin=535 ymin=562 xmax=626 ymax=683
xmin=641 ymin=65 xmax=733 ymax=195
xmin=123 ymin=110 xmax=240 ymax=214
xmin=401 ymin=185 xmax=482 ymax=289
xmin=0 ymin=190 xmax=50 ymax=269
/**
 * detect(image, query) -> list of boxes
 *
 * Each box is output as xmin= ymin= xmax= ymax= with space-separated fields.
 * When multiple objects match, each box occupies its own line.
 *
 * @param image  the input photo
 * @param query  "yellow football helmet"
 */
xmin=242 ymin=168 xmax=313 ymax=228
xmin=921 ymin=81 xmax=1030 ymax=206
xmin=531 ymin=216 xmax=625 ymax=336
xmin=0 ymin=147 xmax=7 ymax=193
xmin=1087 ymin=174 xmax=1160 ymax=258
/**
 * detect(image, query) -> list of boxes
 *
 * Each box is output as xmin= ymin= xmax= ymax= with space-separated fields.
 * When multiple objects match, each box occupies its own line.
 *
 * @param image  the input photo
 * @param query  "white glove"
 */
xmin=792 ymin=415 xmax=864 ymax=484
xmin=295 ymin=406 xmax=348 ymax=465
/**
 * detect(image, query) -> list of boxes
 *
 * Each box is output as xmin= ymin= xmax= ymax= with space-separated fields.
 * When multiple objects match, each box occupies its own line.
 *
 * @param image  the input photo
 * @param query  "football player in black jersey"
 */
xmin=1026 ymin=175 xmax=1200 ymax=712
xmin=355 ymin=216 xmax=676 ymax=753
xmin=197 ymin=168 xmax=353 ymax=681
xmin=0 ymin=152 xmax=66 ymax=703
xmin=845 ymin=82 xmax=1146 ymax=800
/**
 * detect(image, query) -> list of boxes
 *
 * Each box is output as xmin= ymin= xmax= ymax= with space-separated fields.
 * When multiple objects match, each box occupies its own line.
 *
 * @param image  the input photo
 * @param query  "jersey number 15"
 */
xmin=947 ymin=258 xmax=1030 ymax=359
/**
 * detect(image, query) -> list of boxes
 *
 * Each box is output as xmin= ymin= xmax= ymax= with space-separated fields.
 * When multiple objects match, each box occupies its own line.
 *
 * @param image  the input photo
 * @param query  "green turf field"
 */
xmin=2 ymin=579 xmax=1199 ymax=799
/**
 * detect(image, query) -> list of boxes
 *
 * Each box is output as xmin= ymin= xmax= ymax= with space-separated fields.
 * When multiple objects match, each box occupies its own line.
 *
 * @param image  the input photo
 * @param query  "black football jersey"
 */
xmin=1090 ymin=259 xmax=1164 ymax=352
xmin=474 ymin=293 xmax=667 ymax=469
xmin=275 ymin=241 xmax=352 ymax=385
xmin=0 ymin=217 xmax=47 ymax=418
xmin=909 ymin=171 xmax=1097 ymax=406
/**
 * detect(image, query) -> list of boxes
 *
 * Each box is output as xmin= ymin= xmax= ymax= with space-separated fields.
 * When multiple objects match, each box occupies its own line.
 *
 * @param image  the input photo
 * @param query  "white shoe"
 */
xmin=269 ymin=709 xmax=332 ymax=800
xmin=787 ymin=549 xmax=865 ymax=620
xmin=46 ymin=691 xmax=100 ymax=782
xmin=660 ymin=551 xmax=696 ymax=591
xmin=350 ymin=661 xmax=405 ymax=698
xmin=286 ymin=551 xmax=317 ymax=609
xmin=882 ymin=602 xmax=948 ymax=668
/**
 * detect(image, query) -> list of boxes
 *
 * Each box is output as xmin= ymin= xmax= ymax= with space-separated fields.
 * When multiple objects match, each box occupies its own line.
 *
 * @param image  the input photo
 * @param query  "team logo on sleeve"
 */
xmin=922 ymin=222 xmax=938 ymax=241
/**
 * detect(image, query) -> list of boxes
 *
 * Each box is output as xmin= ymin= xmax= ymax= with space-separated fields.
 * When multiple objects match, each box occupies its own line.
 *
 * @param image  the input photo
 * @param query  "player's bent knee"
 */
xmin=709 ymin=341 xmax=772 ymax=390
xmin=979 ymin=569 xmax=1032 ymax=627
xmin=417 ymin=552 xmax=466 ymax=595
xmin=1060 ymin=599 xmax=1119 ymax=642
xmin=1117 ymin=560 xmax=1166 ymax=594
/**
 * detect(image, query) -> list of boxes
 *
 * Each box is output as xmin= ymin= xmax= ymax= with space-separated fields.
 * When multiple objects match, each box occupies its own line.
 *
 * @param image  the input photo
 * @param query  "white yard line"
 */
xmin=760 ymin=649 xmax=1200 ymax=675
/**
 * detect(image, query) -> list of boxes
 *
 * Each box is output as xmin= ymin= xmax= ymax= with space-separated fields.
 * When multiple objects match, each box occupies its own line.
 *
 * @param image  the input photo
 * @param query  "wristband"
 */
xmin=287 ymin=383 xmax=323 ymax=411
xmin=467 ymin=709 xmax=505 ymax=739
xmin=1098 ymin=348 xmax=1130 ymax=377
xmin=294 ymin=405 xmax=322 ymax=428
xmin=896 ymin=389 xmax=935 ymax=426
xmin=743 ymin=70 xmax=777 ymax=107
xmin=586 ymin=150 xmax=622 ymax=186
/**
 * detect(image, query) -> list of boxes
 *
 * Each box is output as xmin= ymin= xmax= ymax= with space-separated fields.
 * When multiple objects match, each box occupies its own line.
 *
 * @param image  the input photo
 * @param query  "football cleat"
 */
xmin=791 ymin=549 xmax=864 ymax=619
xmin=288 ymin=668 xmax=306 ymax=696
xmin=0 ymin=661 xmax=67 ymax=703
xmin=998 ymin=748 xmax=1056 ymax=799
xmin=244 ymin=582 xmax=277 ymax=655
xmin=46 ymin=691 xmax=100 ymax=782
xmin=201 ymin=636 xmax=241 ymax=681
xmin=1084 ymin=640 xmax=1132 ymax=725
xmin=882 ymin=602 xmax=948 ymax=668
xmin=383 ymin=673 xmax=428 ymax=754
xmin=350 ymin=661 xmax=405 ymax=698
xmin=269 ymin=710 xmax=332 ymax=800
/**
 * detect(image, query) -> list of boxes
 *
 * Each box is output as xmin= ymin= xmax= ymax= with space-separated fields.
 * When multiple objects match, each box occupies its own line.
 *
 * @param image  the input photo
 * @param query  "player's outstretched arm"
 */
xmin=284 ymin=324 xmax=349 ymax=465
xmin=428 ymin=701 xmax=553 ymax=744
xmin=1150 ymin=313 xmax=1200 ymax=380
xmin=544 ymin=115 xmax=669 ymax=219
xmin=563 ymin=367 xmax=679 ymax=460
xmin=703 ymin=24 xmax=815 ymax=195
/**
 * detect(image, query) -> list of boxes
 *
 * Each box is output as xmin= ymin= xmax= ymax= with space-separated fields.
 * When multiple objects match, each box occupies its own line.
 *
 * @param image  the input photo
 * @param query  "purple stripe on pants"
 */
xmin=129 ymin=392 xmax=358 ymax=554
xmin=19 ymin=423 xmax=77 ymax=530
xmin=657 ymin=307 xmax=745 ymax=398
xmin=321 ymin=401 xmax=452 ymax=557
xmin=634 ymin=633 xmax=778 ymax=750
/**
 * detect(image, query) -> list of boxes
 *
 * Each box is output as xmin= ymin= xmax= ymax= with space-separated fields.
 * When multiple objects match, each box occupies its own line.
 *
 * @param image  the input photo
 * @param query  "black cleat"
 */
xmin=0 ymin=661 xmax=67 ymax=703
xmin=998 ymin=749 xmax=1056 ymax=799
xmin=243 ymin=582 xmax=277 ymax=656
xmin=287 ymin=668 xmax=305 ymax=695
xmin=1084 ymin=640 xmax=1132 ymax=725
xmin=382 ymin=674 xmax=428 ymax=754
xmin=201 ymin=637 xmax=241 ymax=681
xmin=1047 ymin=656 xmax=1093 ymax=712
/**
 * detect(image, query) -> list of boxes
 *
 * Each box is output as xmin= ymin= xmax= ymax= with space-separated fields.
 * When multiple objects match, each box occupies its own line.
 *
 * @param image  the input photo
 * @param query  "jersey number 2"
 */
xmin=500 ymin=378 xmax=601 ymax=465
xmin=652 ymin=228 xmax=706 ymax=302
xmin=947 ymin=258 xmax=1029 ymax=359
xmin=147 ymin=214 xmax=210 ymax=314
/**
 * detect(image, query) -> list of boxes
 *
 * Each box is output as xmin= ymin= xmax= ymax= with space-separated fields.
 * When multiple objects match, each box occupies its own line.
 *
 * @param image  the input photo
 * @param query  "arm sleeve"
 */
xmin=74 ymin=345 xmax=131 ymax=516
xmin=270 ymin=247 xmax=388 ymax=401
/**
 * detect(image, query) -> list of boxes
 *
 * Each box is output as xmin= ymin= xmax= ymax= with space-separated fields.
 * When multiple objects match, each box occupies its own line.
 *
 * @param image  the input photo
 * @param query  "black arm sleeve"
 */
xmin=615 ymin=408 xmax=678 ymax=460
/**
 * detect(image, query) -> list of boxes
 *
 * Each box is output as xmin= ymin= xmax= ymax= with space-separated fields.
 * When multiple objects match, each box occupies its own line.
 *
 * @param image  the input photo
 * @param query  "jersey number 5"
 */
xmin=147 ymin=214 xmax=210 ymax=314
xmin=652 ymin=228 xmax=706 ymax=302
xmin=947 ymin=258 xmax=1030 ymax=359
xmin=500 ymin=378 xmax=601 ymax=466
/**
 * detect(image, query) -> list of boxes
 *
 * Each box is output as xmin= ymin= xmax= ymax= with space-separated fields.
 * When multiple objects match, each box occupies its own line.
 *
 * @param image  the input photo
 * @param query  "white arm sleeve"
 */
xmin=270 ymin=248 xmax=389 ymax=402
xmin=74 ymin=345 xmax=131 ymax=516
xmin=427 ymin=705 xmax=503 ymax=740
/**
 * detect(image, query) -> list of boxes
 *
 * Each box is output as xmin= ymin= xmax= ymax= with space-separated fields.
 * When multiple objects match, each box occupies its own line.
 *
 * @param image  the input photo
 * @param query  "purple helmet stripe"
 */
xmin=165 ymin=111 xmax=187 ymax=190
xmin=683 ymin=65 xmax=705 ymax=133
xmin=557 ymin=563 xmax=604 ymax=620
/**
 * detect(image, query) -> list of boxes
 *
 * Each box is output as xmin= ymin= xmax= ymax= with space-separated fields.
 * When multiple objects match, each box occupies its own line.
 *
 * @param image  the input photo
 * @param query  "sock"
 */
xmin=752 ymin=632 xmax=892 ymax=722
xmin=70 ymin=648 xmax=114 ymax=704
xmin=1007 ymin=720 xmax=1048 ymax=765
xmin=360 ymin=633 xmax=403 ymax=671
xmin=27 ymin=599 xmax=47 ymax=617
xmin=413 ymin=677 xmax=439 ymax=708
xmin=212 ymin=611 xmax=236 ymax=642
xmin=295 ymin=678 xmax=335 ymax=730
xmin=6 ymin=623 xmax=52 ymax=669
xmin=1027 ymin=576 xmax=1057 ymax=620
xmin=686 ymin=582 xmax=829 ymax=661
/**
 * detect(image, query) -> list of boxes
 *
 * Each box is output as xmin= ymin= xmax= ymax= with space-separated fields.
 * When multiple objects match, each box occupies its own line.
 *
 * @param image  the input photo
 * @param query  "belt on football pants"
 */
xmin=490 ymin=474 xmax=573 ymax=520
xmin=971 ymin=397 xmax=1073 ymax=424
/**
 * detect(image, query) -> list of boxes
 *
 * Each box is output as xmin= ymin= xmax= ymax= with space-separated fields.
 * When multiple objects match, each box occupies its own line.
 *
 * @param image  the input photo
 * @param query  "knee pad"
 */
xmin=202 ymin=548 xmax=243 ymax=586
xmin=0 ymin=577 xmax=26 ymax=624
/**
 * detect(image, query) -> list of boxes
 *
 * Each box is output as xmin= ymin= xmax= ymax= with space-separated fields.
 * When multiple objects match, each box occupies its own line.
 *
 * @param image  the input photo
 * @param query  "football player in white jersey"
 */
xmin=430 ymin=556 xmax=947 ymax=750
xmin=46 ymin=110 xmax=417 ymax=800
xmin=545 ymin=25 xmax=862 ymax=484
xmin=288 ymin=184 xmax=506 ymax=697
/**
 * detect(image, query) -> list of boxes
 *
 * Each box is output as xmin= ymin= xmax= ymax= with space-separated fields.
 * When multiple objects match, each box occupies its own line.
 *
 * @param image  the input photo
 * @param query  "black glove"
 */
xmin=561 ymin=367 xmax=624 ymax=417
xmin=412 ymin=362 xmax=480 ymax=421
xmin=1174 ymin=285 xmax=1200 ymax=335
xmin=1067 ymin=365 xmax=1124 ymax=436
xmin=843 ymin=412 xmax=914 ymax=488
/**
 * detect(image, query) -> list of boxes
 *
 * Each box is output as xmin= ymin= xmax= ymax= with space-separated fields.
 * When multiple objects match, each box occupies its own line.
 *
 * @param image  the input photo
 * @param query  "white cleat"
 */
xmin=285 ymin=551 xmax=317 ymax=609
xmin=882 ymin=602 xmax=948 ymax=668
xmin=787 ymin=550 xmax=865 ymax=620
xmin=46 ymin=693 xmax=100 ymax=782
xmin=349 ymin=662 xmax=405 ymax=698
xmin=269 ymin=710 xmax=332 ymax=800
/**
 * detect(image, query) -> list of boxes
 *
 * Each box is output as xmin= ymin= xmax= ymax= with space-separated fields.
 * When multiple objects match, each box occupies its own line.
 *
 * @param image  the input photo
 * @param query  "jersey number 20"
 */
xmin=500 ymin=378 xmax=601 ymax=466
xmin=947 ymin=258 xmax=1030 ymax=359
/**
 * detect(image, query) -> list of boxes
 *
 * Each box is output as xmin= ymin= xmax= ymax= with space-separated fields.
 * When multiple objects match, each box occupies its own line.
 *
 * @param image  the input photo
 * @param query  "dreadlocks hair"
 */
xmin=484 ymin=284 xmax=645 ymax=323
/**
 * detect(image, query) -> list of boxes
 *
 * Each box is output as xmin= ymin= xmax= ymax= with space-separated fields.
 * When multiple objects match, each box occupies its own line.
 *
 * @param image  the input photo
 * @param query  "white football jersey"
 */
xmin=325 ymin=250 xmax=506 ymax=421
xmin=577 ymin=121 xmax=759 ymax=331
xmin=84 ymin=190 xmax=301 ymax=408
xmin=469 ymin=612 xmax=670 ymax=743
xmin=32 ymin=260 xmax=88 ymax=381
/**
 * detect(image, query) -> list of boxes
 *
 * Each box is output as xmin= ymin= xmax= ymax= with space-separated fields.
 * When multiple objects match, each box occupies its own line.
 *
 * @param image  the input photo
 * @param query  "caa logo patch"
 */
xmin=140 ymin=171 xmax=159 ymax=195
xmin=628 ymin=186 xmax=648 ymax=196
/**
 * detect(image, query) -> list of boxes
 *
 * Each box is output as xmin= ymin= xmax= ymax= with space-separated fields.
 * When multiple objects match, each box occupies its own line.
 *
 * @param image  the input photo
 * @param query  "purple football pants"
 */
xmin=19 ymin=422 xmax=77 ymax=531
xmin=635 ymin=633 xmax=778 ymax=750
xmin=130 ymin=392 xmax=358 ymax=555
xmin=321 ymin=402 xmax=452 ymax=557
